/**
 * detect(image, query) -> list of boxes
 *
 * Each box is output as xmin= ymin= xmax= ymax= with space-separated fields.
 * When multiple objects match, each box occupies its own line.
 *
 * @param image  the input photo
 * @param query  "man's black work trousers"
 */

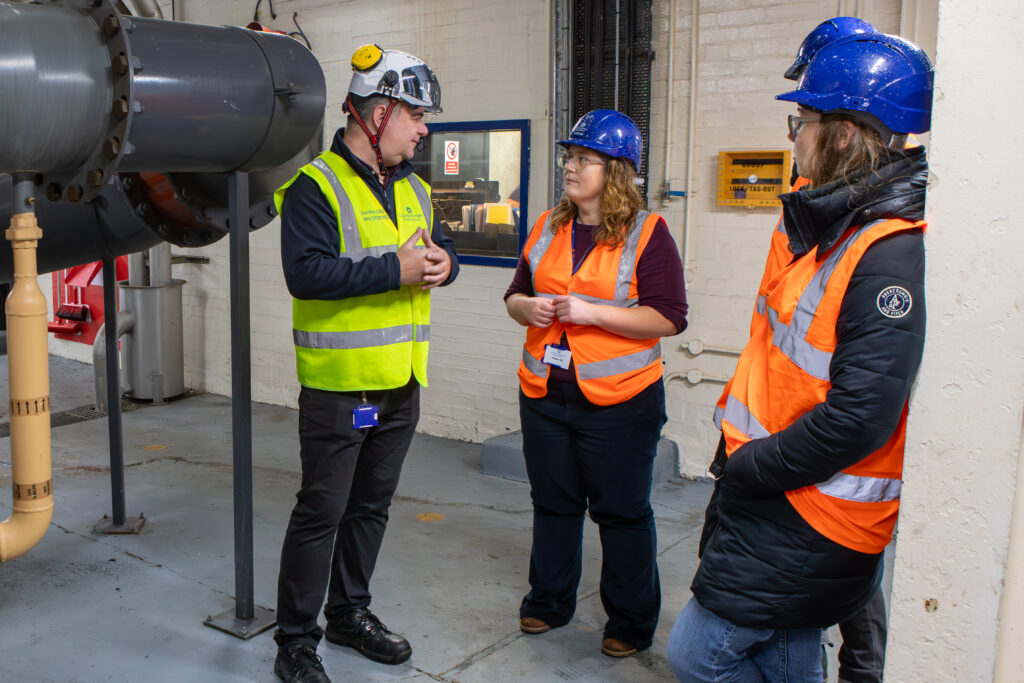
xmin=837 ymin=586 xmax=887 ymax=683
xmin=275 ymin=380 xmax=419 ymax=648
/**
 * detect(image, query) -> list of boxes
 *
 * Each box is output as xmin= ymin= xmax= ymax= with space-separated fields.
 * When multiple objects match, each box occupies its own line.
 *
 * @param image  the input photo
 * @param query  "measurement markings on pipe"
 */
xmin=0 ymin=398 xmax=151 ymax=438
xmin=9 ymin=395 xmax=50 ymax=416
xmin=14 ymin=479 xmax=52 ymax=501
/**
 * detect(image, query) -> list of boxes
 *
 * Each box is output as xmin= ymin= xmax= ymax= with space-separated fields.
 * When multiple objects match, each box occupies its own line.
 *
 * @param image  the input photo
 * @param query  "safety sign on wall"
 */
xmin=715 ymin=149 xmax=791 ymax=208
xmin=444 ymin=140 xmax=459 ymax=175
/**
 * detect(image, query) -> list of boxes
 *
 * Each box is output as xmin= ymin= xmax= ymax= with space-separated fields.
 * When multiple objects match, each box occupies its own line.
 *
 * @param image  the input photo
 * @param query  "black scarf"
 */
xmin=779 ymin=146 xmax=928 ymax=259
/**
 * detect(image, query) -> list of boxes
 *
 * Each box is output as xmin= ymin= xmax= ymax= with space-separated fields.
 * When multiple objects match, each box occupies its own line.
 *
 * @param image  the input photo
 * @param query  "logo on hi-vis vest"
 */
xmin=877 ymin=286 xmax=912 ymax=319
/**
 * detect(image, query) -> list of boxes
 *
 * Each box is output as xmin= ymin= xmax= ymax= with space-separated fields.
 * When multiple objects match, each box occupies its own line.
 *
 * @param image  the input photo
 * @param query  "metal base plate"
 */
xmin=204 ymin=605 xmax=277 ymax=640
xmin=93 ymin=513 xmax=147 ymax=534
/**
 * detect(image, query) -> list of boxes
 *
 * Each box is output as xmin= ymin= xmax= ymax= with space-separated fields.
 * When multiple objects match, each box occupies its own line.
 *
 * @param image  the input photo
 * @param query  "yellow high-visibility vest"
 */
xmin=274 ymin=151 xmax=433 ymax=391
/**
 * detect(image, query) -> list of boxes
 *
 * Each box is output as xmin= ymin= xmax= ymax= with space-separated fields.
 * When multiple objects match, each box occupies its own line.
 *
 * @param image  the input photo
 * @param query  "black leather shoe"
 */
xmin=325 ymin=608 xmax=412 ymax=664
xmin=274 ymin=642 xmax=331 ymax=682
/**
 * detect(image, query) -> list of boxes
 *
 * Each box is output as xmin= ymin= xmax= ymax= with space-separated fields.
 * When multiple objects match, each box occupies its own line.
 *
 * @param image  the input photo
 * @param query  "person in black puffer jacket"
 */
xmin=667 ymin=33 xmax=935 ymax=683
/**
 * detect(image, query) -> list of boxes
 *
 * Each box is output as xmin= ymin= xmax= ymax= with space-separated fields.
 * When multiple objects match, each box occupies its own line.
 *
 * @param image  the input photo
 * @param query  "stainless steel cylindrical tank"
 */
xmin=118 ymin=279 xmax=185 ymax=402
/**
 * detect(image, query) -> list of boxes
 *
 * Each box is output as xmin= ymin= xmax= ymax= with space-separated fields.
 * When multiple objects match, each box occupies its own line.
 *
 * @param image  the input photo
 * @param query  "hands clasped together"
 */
xmin=518 ymin=294 xmax=596 ymax=328
xmin=397 ymin=227 xmax=451 ymax=290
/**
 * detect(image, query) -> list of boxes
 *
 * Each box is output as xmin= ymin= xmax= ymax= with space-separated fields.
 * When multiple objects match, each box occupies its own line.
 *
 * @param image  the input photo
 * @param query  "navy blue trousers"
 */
xmin=519 ymin=379 xmax=666 ymax=649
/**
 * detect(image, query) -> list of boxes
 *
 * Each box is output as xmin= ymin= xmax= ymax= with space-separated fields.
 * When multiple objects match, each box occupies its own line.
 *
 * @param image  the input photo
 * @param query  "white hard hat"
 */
xmin=346 ymin=44 xmax=442 ymax=113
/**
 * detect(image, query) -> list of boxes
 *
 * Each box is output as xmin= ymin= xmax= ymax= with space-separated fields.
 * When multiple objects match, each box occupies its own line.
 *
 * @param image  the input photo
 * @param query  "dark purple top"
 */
xmin=504 ymin=217 xmax=688 ymax=382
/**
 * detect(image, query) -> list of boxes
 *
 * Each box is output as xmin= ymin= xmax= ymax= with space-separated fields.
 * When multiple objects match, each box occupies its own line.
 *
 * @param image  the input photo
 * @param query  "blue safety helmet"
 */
xmin=785 ymin=16 xmax=877 ymax=81
xmin=777 ymin=33 xmax=934 ymax=140
xmin=557 ymin=109 xmax=643 ymax=172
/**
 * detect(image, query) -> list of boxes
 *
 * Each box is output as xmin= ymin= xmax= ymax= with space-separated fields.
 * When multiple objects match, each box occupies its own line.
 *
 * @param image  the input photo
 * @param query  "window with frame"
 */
xmin=409 ymin=120 xmax=530 ymax=267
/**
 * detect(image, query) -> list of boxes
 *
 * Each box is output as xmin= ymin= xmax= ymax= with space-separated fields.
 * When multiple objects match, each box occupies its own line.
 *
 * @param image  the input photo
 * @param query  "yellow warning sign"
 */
xmin=716 ymin=150 xmax=792 ymax=208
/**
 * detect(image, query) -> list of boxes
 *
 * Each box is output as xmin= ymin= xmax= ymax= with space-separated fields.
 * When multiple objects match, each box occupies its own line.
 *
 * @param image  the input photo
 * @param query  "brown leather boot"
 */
xmin=519 ymin=617 xmax=552 ymax=634
xmin=601 ymin=637 xmax=638 ymax=658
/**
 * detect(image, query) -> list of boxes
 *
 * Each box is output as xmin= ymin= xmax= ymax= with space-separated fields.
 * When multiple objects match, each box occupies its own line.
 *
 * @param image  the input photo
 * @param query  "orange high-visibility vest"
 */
xmin=755 ymin=175 xmax=812 ymax=329
xmin=715 ymin=217 xmax=926 ymax=554
xmin=518 ymin=210 xmax=663 ymax=406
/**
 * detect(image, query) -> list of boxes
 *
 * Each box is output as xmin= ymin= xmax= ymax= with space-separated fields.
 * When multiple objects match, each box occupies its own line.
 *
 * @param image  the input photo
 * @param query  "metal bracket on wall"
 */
xmin=681 ymin=339 xmax=742 ymax=357
xmin=170 ymin=255 xmax=210 ymax=265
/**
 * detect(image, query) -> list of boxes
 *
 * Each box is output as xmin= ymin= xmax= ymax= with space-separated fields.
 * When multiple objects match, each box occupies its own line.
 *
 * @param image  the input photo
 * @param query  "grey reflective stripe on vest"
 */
xmin=527 ymin=214 xmax=556 ymax=293
xmin=714 ymin=396 xmax=902 ymax=503
xmin=576 ymin=343 xmax=661 ymax=380
xmin=294 ymin=324 xmax=429 ymax=349
xmin=407 ymin=174 xmax=433 ymax=224
xmin=816 ymin=470 xmax=902 ymax=503
xmin=612 ymin=211 xmax=650 ymax=302
xmin=713 ymin=394 xmax=770 ymax=439
xmin=529 ymin=211 xmax=648 ymax=307
xmin=522 ymin=348 xmax=547 ymax=377
xmin=310 ymin=158 xmax=395 ymax=262
xmin=763 ymin=220 xmax=886 ymax=380
xmin=756 ymin=295 xmax=766 ymax=316
xmin=774 ymin=215 xmax=786 ymax=235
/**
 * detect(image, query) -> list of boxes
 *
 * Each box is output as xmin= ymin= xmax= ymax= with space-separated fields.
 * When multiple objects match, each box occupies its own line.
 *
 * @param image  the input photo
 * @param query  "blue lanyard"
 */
xmin=571 ymin=219 xmax=594 ymax=275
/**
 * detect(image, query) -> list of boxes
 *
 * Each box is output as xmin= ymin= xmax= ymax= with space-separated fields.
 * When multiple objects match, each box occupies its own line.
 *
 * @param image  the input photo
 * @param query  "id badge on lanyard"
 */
xmin=542 ymin=344 xmax=571 ymax=369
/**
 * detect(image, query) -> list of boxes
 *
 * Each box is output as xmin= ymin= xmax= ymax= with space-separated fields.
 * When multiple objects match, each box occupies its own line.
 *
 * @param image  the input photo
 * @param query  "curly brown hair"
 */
xmin=549 ymin=154 xmax=644 ymax=247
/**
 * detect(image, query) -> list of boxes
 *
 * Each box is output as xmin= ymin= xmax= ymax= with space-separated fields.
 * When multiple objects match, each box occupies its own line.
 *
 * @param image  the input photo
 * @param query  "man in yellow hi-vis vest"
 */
xmin=272 ymin=45 xmax=457 ymax=683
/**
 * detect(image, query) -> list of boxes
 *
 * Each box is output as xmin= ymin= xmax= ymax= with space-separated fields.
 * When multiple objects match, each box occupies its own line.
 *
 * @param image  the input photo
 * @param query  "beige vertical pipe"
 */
xmin=0 ymin=209 xmax=53 ymax=562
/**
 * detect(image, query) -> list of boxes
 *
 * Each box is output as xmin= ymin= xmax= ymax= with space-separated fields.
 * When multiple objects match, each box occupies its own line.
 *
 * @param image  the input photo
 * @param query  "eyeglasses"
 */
xmin=787 ymin=114 xmax=820 ymax=137
xmin=557 ymin=152 xmax=606 ymax=170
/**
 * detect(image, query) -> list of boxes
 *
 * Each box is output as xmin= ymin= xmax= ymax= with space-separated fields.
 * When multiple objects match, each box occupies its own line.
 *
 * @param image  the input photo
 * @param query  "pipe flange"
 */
xmin=166 ymin=173 xmax=275 ymax=234
xmin=36 ymin=0 xmax=137 ymax=204
xmin=118 ymin=173 xmax=226 ymax=248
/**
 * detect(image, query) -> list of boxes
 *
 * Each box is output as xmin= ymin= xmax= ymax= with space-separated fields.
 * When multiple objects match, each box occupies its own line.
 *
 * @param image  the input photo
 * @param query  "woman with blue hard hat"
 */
xmin=667 ymin=32 xmax=933 ymax=682
xmin=503 ymin=109 xmax=687 ymax=658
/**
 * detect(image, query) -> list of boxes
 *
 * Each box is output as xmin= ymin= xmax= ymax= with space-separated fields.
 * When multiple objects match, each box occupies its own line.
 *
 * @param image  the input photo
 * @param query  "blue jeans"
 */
xmin=668 ymin=598 xmax=823 ymax=682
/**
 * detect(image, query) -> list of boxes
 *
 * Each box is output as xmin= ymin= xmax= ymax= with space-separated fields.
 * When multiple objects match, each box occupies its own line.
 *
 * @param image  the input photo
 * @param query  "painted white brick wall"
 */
xmin=42 ymin=0 xmax=900 ymax=472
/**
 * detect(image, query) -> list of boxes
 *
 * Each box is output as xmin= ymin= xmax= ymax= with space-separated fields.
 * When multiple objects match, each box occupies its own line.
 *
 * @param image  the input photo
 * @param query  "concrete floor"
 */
xmin=0 ymin=356 xmax=722 ymax=682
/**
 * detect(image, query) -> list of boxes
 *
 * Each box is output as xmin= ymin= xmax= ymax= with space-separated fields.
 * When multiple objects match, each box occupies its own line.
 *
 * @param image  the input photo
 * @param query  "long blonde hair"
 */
xmin=549 ymin=154 xmax=644 ymax=247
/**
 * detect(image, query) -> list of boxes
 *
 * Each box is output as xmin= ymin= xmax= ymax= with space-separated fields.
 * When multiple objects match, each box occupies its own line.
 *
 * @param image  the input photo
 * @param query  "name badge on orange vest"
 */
xmin=543 ymin=344 xmax=571 ymax=370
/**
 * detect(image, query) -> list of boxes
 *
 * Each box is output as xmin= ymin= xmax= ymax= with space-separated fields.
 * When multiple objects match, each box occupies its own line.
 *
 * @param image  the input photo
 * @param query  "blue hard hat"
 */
xmin=777 ymin=33 xmax=934 ymax=137
xmin=785 ymin=16 xmax=877 ymax=81
xmin=557 ymin=110 xmax=643 ymax=172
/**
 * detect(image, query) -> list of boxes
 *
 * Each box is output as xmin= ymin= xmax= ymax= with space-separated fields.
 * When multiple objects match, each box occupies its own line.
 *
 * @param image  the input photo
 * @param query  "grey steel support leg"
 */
xmin=94 ymin=256 xmax=145 ymax=535
xmin=204 ymin=171 xmax=275 ymax=639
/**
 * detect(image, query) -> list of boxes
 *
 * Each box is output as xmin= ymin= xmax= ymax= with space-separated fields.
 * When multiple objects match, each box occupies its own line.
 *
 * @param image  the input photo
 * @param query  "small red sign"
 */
xmin=444 ymin=140 xmax=459 ymax=175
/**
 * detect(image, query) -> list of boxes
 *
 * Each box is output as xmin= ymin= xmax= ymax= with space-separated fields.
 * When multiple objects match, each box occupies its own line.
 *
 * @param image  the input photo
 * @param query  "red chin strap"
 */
xmin=345 ymin=94 xmax=399 ymax=176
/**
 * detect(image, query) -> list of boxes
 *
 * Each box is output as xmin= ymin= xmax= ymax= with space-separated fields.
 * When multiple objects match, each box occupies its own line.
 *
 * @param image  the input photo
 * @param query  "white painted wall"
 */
xmin=886 ymin=0 xmax=1024 ymax=679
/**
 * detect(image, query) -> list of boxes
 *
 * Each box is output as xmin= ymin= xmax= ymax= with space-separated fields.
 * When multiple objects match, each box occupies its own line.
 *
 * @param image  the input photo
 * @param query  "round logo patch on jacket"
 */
xmin=877 ymin=286 xmax=912 ymax=318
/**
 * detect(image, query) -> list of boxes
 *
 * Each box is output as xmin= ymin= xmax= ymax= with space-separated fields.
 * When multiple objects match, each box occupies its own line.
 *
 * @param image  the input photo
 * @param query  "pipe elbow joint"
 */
xmin=0 ymin=503 xmax=55 ymax=562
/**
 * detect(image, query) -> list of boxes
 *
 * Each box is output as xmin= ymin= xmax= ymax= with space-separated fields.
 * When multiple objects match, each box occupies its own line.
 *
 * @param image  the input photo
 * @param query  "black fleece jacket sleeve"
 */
xmin=280 ymin=173 xmax=458 ymax=301
xmin=721 ymin=229 xmax=926 ymax=495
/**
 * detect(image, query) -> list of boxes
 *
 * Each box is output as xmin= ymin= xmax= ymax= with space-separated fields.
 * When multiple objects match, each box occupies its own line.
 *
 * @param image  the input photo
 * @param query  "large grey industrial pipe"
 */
xmin=0 ymin=0 xmax=326 ymax=281
xmin=0 ymin=0 xmax=324 ymax=197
